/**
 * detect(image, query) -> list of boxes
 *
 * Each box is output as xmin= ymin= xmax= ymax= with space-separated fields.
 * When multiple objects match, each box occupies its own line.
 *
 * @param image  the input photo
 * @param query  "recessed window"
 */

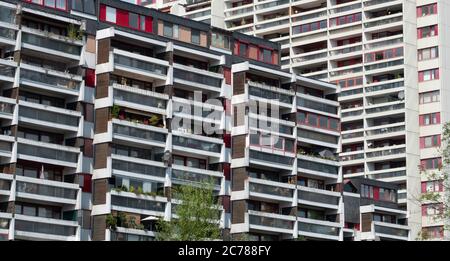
xmin=191 ymin=29 xmax=200 ymax=45
xmin=129 ymin=13 xmax=139 ymax=29
xmin=106 ymin=6 xmax=116 ymax=23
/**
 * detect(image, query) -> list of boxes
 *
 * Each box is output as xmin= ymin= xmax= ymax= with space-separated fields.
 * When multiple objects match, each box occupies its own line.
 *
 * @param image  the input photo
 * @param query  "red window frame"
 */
xmin=297 ymin=111 xmax=341 ymax=132
xmin=417 ymin=3 xmax=438 ymax=17
xmin=420 ymin=135 xmax=441 ymax=149
xmin=99 ymin=4 xmax=153 ymax=33
xmin=334 ymin=77 xmax=363 ymax=88
xmin=330 ymin=13 xmax=361 ymax=27
xmin=417 ymin=25 xmax=438 ymax=39
xmin=249 ymin=132 xmax=295 ymax=153
xmin=418 ymin=68 xmax=439 ymax=82
xmin=420 ymin=157 xmax=442 ymax=170
xmin=24 ymin=0 xmax=68 ymax=11
xmin=419 ymin=112 xmax=440 ymax=126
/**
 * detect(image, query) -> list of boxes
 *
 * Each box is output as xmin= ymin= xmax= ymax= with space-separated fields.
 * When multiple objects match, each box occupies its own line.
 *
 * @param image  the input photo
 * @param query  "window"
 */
xmin=25 ymin=0 xmax=67 ymax=10
xmin=421 ymin=180 xmax=443 ymax=193
xmin=329 ymin=13 xmax=361 ymax=27
xmin=365 ymin=47 xmax=403 ymax=63
xmin=422 ymin=203 xmax=443 ymax=216
xmin=419 ymin=68 xmax=439 ymax=82
xmin=421 ymin=158 xmax=442 ymax=170
xmin=292 ymin=20 xmax=327 ymax=34
xmin=418 ymin=25 xmax=438 ymax=39
xmin=129 ymin=13 xmax=139 ymax=29
xmin=420 ymin=135 xmax=441 ymax=148
xmin=191 ymin=29 xmax=200 ymax=45
xmin=419 ymin=91 xmax=439 ymax=104
xmin=297 ymin=111 xmax=340 ymax=132
xmin=417 ymin=3 xmax=437 ymax=17
xmin=163 ymin=22 xmax=178 ymax=38
xmin=419 ymin=112 xmax=440 ymax=126
xmin=211 ymin=32 xmax=230 ymax=50
xmin=106 ymin=6 xmax=116 ymax=23
xmin=250 ymin=132 xmax=295 ymax=152
xmin=100 ymin=5 xmax=152 ymax=33
xmin=335 ymin=77 xmax=363 ymax=88
xmin=261 ymin=48 xmax=272 ymax=64
xmin=72 ymin=0 xmax=96 ymax=15
xmin=418 ymin=46 xmax=439 ymax=61
xmin=239 ymin=42 xmax=248 ymax=56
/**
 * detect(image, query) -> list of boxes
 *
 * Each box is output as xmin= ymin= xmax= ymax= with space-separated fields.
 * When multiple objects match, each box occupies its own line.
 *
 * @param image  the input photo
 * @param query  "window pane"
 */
xmin=129 ymin=13 xmax=139 ymax=29
xmin=106 ymin=7 xmax=116 ymax=23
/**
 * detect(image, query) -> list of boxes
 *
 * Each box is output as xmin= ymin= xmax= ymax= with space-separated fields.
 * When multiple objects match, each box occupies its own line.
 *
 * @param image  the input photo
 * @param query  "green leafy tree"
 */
xmin=417 ymin=122 xmax=450 ymax=240
xmin=156 ymin=179 xmax=221 ymax=241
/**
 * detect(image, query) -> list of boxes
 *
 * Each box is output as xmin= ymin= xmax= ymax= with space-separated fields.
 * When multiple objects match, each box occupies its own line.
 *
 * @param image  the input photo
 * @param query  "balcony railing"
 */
xmin=364 ymin=16 xmax=402 ymax=28
xmin=0 ymin=6 xmax=16 ymax=24
xmin=298 ymin=221 xmax=340 ymax=236
xmin=298 ymin=159 xmax=339 ymax=175
xmin=250 ymin=150 xmax=295 ymax=166
xmin=172 ymin=136 xmax=221 ymax=153
xmin=113 ymin=123 xmax=166 ymax=144
xmin=249 ymin=213 xmax=294 ymax=230
xmin=17 ymin=143 xmax=78 ymax=163
xmin=0 ymin=27 xmax=16 ymax=41
xmin=366 ymin=147 xmax=405 ymax=158
xmin=15 ymin=219 xmax=77 ymax=237
xmin=19 ymin=106 xmax=79 ymax=127
xmin=366 ymin=125 xmax=405 ymax=136
xmin=112 ymin=159 xmax=166 ymax=179
xmin=173 ymin=68 xmax=222 ymax=88
xmin=365 ymin=103 xmax=404 ymax=114
xmin=21 ymin=32 xmax=81 ymax=56
xmin=16 ymin=181 xmax=77 ymax=200
xmin=249 ymin=181 xmax=293 ymax=198
xmin=111 ymin=195 xmax=165 ymax=212
xmin=20 ymin=69 xmax=80 ymax=91
xmin=298 ymin=189 xmax=340 ymax=206
xmin=374 ymin=222 xmax=409 ymax=238
xmin=172 ymin=168 xmax=221 ymax=186
xmin=297 ymin=97 xmax=338 ymax=114
xmin=114 ymin=53 xmax=167 ymax=77
xmin=113 ymin=88 xmax=166 ymax=109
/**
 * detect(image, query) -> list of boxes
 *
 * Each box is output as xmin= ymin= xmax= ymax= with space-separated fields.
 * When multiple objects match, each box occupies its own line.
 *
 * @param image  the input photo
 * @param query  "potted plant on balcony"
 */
xmin=106 ymin=214 xmax=117 ymax=230
xmin=111 ymin=105 xmax=120 ymax=119
xmin=67 ymin=23 xmax=83 ymax=41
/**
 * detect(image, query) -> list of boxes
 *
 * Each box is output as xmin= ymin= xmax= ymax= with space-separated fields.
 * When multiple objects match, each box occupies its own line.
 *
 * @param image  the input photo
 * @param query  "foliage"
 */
xmin=417 ymin=122 xmax=450 ymax=240
xmin=156 ymin=179 xmax=221 ymax=241
xmin=111 ymin=105 xmax=121 ymax=118
xmin=106 ymin=214 xmax=117 ymax=230
xmin=67 ymin=24 xmax=83 ymax=41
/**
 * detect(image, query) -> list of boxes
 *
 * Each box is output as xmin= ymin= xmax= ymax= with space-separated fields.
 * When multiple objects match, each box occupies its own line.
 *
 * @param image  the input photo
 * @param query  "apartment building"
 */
xmin=343 ymin=178 xmax=409 ymax=241
xmin=0 ymin=0 xmax=95 ymax=241
xmin=0 ymin=0 xmax=347 ymax=241
xmin=145 ymin=0 xmax=450 ymax=240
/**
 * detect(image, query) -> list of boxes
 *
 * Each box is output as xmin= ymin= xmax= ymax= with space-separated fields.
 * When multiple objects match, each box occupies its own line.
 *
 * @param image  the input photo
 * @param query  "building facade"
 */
xmin=144 ymin=0 xmax=450 ymax=241
xmin=0 ymin=0 xmax=349 ymax=241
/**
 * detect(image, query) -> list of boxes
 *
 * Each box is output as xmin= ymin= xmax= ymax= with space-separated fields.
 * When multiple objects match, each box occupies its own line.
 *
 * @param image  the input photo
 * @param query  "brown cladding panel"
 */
xmin=233 ymin=72 xmax=246 ymax=95
xmin=231 ymin=200 xmax=246 ymax=224
xmin=95 ymin=108 xmax=109 ymax=134
xmin=361 ymin=213 xmax=373 ymax=232
xmin=97 ymin=39 xmax=110 ymax=64
xmin=96 ymin=73 xmax=110 ymax=99
xmin=93 ymin=179 xmax=108 ymax=205
xmin=232 ymin=167 xmax=247 ymax=191
xmin=94 ymin=143 xmax=110 ymax=169
xmin=92 ymin=215 xmax=106 ymax=241
xmin=232 ymin=135 xmax=246 ymax=159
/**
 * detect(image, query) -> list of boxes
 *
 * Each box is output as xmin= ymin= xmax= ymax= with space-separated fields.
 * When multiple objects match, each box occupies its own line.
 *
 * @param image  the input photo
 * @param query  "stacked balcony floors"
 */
xmin=0 ymin=1 xmax=94 ymax=241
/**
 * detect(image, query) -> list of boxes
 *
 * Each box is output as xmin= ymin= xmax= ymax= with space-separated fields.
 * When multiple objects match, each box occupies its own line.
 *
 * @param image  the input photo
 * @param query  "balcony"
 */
xmin=0 ymin=173 xmax=12 ymax=196
xmin=110 ymin=193 xmax=166 ymax=216
xmin=248 ymin=178 xmax=295 ymax=202
xmin=171 ymin=165 xmax=222 ymax=190
xmin=18 ymin=101 xmax=81 ymax=133
xmin=0 ymin=27 xmax=17 ymax=46
xmin=19 ymin=64 xmax=81 ymax=96
xmin=250 ymin=150 xmax=295 ymax=170
xmin=14 ymin=214 xmax=79 ymax=241
xmin=366 ymin=145 xmax=406 ymax=160
xmin=298 ymin=158 xmax=339 ymax=178
xmin=0 ymin=97 xmax=15 ymax=121
xmin=21 ymin=28 xmax=82 ymax=61
xmin=173 ymin=63 xmax=223 ymax=92
xmin=298 ymin=218 xmax=341 ymax=240
xmin=17 ymin=138 xmax=80 ymax=168
xmin=113 ymin=84 xmax=168 ymax=116
xmin=172 ymin=134 xmax=222 ymax=157
xmin=172 ymin=96 xmax=223 ymax=125
xmin=15 ymin=176 xmax=79 ymax=205
xmin=112 ymin=155 xmax=166 ymax=181
xmin=297 ymin=186 xmax=340 ymax=209
xmin=248 ymin=210 xmax=295 ymax=235
xmin=373 ymin=221 xmax=409 ymax=241
xmin=113 ymin=49 xmax=169 ymax=82
xmin=112 ymin=119 xmax=167 ymax=148
xmin=0 ymin=59 xmax=16 ymax=83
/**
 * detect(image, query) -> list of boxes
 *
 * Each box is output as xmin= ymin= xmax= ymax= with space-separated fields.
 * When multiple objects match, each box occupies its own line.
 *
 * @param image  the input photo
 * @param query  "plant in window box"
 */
xmin=136 ymin=186 xmax=143 ymax=195
xmin=129 ymin=185 xmax=135 ymax=193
